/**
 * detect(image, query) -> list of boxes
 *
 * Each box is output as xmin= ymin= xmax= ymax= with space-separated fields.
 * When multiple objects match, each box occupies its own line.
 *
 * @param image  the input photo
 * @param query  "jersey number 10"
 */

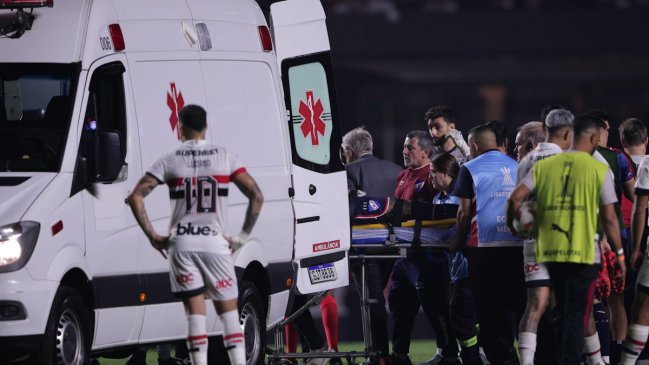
xmin=183 ymin=176 xmax=217 ymax=213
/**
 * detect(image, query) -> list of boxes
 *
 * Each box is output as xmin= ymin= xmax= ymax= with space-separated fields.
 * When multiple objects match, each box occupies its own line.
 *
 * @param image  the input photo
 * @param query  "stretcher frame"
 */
xmin=266 ymin=219 xmax=456 ymax=365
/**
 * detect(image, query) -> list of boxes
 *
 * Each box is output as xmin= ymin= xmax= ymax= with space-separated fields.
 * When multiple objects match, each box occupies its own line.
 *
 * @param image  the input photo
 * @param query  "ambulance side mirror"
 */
xmin=95 ymin=130 xmax=124 ymax=182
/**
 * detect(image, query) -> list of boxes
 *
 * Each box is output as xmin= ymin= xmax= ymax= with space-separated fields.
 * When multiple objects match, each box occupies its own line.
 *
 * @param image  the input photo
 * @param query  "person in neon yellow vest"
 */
xmin=507 ymin=115 xmax=626 ymax=365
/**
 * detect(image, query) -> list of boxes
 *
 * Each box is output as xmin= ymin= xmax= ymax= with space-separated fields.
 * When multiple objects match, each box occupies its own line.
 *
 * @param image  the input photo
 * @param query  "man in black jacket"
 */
xmin=343 ymin=127 xmax=402 ymax=362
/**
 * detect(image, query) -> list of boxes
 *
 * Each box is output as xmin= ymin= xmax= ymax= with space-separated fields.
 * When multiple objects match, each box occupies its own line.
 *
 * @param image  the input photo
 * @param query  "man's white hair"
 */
xmin=342 ymin=126 xmax=373 ymax=156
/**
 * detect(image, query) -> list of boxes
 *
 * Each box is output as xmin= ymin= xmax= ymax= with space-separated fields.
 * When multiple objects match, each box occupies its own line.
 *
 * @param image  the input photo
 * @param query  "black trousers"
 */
xmin=350 ymin=258 xmax=394 ymax=357
xmin=290 ymin=294 xmax=325 ymax=351
xmin=546 ymin=263 xmax=597 ymax=365
xmin=465 ymin=247 xmax=526 ymax=365
xmin=388 ymin=254 xmax=458 ymax=357
xmin=450 ymin=277 xmax=481 ymax=364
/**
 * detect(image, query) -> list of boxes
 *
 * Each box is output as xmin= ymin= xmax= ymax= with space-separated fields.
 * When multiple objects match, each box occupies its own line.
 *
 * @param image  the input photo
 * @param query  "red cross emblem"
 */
xmin=166 ymin=82 xmax=185 ymax=140
xmin=298 ymin=90 xmax=326 ymax=145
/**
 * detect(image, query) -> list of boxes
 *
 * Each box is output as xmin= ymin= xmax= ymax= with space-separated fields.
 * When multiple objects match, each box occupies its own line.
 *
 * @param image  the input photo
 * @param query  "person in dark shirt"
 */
xmin=343 ymin=127 xmax=402 ymax=362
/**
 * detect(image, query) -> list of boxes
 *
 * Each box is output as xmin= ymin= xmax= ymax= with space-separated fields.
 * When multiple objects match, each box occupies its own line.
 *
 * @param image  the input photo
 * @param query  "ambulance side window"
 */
xmin=84 ymin=62 xmax=127 ymax=157
xmin=282 ymin=53 xmax=343 ymax=174
xmin=73 ymin=62 xmax=127 ymax=192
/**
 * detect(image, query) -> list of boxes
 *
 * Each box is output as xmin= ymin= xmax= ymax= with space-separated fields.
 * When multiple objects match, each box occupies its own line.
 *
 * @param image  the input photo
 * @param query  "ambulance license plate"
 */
xmin=307 ymin=263 xmax=337 ymax=284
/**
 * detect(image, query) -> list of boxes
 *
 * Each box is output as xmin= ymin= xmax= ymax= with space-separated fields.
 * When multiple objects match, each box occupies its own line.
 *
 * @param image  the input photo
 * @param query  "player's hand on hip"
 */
xmin=631 ymin=249 xmax=644 ymax=271
xmin=150 ymin=235 xmax=169 ymax=259
xmin=227 ymin=231 xmax=250 ymax=253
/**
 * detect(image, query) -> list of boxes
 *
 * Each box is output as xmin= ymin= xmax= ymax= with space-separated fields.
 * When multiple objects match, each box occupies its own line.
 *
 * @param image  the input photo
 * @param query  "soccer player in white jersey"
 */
xmin=515 ymin=109 xmax=573 ymax=365
xmin=127 ymin=105 xmax=264 ymax=365
xmin=620 ymin=154 xmax=649 ymax=363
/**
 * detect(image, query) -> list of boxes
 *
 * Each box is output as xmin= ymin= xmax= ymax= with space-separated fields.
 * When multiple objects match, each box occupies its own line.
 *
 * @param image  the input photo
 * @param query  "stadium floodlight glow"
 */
xmin=0 ymin=222 xmax=40 ymax=273
xmin=0 ymin=0 xmax=53 ymax=9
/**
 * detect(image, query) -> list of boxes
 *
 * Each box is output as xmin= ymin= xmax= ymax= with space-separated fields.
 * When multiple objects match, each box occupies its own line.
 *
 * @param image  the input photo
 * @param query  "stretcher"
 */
xmin=269 ymin=217 xmax=458 ymax=365
xmin=345 ymin=217 xmax=458 ymax=362
xmin=351 ymin=218 xmax=456 ymax=248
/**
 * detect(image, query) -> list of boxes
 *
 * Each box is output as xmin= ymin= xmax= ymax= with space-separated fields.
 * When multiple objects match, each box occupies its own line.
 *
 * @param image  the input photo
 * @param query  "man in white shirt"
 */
xmin=127 ymin=105 xmax=264 ymax=365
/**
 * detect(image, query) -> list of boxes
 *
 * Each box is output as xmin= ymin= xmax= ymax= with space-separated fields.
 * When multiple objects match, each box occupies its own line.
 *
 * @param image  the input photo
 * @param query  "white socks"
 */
xmin=518 ymin=332 xmax=537 ymax=365
xmin=187 ymin=314 xmax=208 ymax=365
xmin=621 ymin=324 xmax=649 ymax=365
xmin=583 ymin=333 xmax=605 ymax=365
xmin=221 ymin=309 xmax=246 ymax=365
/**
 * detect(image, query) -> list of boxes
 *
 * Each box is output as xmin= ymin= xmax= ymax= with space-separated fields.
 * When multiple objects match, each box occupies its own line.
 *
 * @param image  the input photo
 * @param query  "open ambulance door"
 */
xmin=270 ymin=0 xmax=350 ymax=295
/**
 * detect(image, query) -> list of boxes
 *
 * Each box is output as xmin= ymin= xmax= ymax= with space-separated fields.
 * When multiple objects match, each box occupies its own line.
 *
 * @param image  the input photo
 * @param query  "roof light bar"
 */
xmin=0 ymin=0 xmax=53 ymax=9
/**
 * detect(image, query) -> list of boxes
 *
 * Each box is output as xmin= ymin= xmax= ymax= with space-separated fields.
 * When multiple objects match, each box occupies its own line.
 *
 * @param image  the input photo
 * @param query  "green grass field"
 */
xmin=95 ymin=340 xmax=437 ymax=365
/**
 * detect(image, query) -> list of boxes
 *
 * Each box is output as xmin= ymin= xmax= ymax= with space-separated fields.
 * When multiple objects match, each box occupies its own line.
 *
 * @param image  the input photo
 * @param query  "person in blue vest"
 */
xmin=451 ymin=124 xmax=525 ymax=365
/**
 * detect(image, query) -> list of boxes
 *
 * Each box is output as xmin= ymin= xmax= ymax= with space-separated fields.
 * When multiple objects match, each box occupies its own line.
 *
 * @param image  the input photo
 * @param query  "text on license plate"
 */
xmin=308 ymin=263 xmax=337 ymax=284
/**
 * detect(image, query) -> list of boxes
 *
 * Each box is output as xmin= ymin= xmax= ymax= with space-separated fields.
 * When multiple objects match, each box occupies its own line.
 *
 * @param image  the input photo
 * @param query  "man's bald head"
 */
xmin=469 ymin=124 xmax=498 ymax=156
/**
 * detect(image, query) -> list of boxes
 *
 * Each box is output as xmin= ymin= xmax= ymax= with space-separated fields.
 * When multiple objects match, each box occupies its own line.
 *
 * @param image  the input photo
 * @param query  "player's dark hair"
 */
xmin=431 ymin=152 xmax=459 ymax=178
xmin=485 ymin=120 xmax=508 ymax=147
xmin=179 ymin=104 xmax=207 ymax=132
xmin=573 ymin=115 xmax=602 ymax=137
xmin=585 ymin=109 xmax=612 ymax=128
xmin=424 ymin=105 xmax=456 ymax=125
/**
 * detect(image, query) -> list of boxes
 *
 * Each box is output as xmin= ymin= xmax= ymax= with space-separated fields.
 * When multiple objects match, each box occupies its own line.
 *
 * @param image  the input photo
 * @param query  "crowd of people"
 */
xmin=339 ymin=105 xmax=649 ymax=365
xmin=121 ymin=102 xmax=649 ymax=365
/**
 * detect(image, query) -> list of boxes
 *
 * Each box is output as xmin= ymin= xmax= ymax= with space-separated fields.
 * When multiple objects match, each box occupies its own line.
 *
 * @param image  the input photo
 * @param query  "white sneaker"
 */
xmin=306 ymin=347 xmax=334 ymax=365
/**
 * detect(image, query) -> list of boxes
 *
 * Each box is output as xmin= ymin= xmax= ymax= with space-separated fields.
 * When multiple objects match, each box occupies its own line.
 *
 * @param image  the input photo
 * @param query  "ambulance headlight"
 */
xmin=0 ymin=222 xmax=40 ymax=273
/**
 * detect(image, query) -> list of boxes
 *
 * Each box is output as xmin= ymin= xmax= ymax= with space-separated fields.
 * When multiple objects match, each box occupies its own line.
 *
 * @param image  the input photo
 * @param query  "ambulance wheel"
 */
xmin=42 ymin=286 xmax=92 ymax=365
xmin=239 ymin=281 xmax=267 ymax=365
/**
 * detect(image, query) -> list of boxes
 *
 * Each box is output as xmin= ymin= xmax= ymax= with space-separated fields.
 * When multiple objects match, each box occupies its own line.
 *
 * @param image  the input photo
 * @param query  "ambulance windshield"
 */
xmin=0 ymin=63 xmax=79 ymax=172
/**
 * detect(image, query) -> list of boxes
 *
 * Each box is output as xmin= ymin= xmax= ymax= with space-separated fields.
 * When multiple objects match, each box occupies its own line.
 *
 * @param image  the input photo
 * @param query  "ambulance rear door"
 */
xmin=270 ymin=0 xmax=350 ymax=294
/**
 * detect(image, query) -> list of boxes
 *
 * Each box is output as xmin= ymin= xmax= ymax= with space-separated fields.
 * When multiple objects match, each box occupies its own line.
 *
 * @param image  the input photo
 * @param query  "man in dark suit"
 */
xmin=343 ymin=127 xmax=402 ymax=363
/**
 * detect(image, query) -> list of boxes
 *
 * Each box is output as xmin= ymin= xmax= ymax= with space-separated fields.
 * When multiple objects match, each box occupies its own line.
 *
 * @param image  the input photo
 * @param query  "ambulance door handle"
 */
xmin=288 ymin=187 xmax=295 ymax=197
xmin=308 ymin=184 xmax=316 ymax=195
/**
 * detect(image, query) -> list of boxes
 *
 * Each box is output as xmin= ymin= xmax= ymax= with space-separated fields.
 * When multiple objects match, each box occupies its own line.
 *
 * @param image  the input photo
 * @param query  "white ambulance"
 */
xmin=0 ymin=0 xmax=350 ymax=363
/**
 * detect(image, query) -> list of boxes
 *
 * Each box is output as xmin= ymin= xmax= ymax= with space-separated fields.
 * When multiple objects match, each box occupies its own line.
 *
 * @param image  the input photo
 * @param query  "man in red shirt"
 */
xmin=390 ymin=131 xmax=459 ymax=365
xmin=395 ymin=131 xmax=437 ymax=201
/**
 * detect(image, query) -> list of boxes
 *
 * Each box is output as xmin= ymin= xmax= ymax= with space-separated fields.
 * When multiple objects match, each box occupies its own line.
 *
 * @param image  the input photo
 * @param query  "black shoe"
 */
xmin=389 ymin=352 xmax=413 ymax=365
xmin=126 ymin=349 xmax=148 ymax=365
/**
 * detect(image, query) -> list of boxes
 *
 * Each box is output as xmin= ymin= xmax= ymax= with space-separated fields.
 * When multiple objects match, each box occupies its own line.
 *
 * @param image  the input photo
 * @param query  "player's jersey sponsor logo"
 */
xmin=524 ymin=263 xmax=540 ymax=273
xmin=176 ymin=273 xmax=194 ymax=283
xmin=176 ymin=222 xmax=218 ymax=236
xmin=215 ymin=278 xmax=234 ymax=290
xmin=313 ymin=240 xmax=340 ymax=253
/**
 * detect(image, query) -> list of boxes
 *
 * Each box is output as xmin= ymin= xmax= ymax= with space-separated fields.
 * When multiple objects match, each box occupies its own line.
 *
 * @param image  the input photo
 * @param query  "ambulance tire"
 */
xmin=239 ymin=281 xmax=267 ymax=365
xmin=42 ymin=286 xmax=92 ymax=365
